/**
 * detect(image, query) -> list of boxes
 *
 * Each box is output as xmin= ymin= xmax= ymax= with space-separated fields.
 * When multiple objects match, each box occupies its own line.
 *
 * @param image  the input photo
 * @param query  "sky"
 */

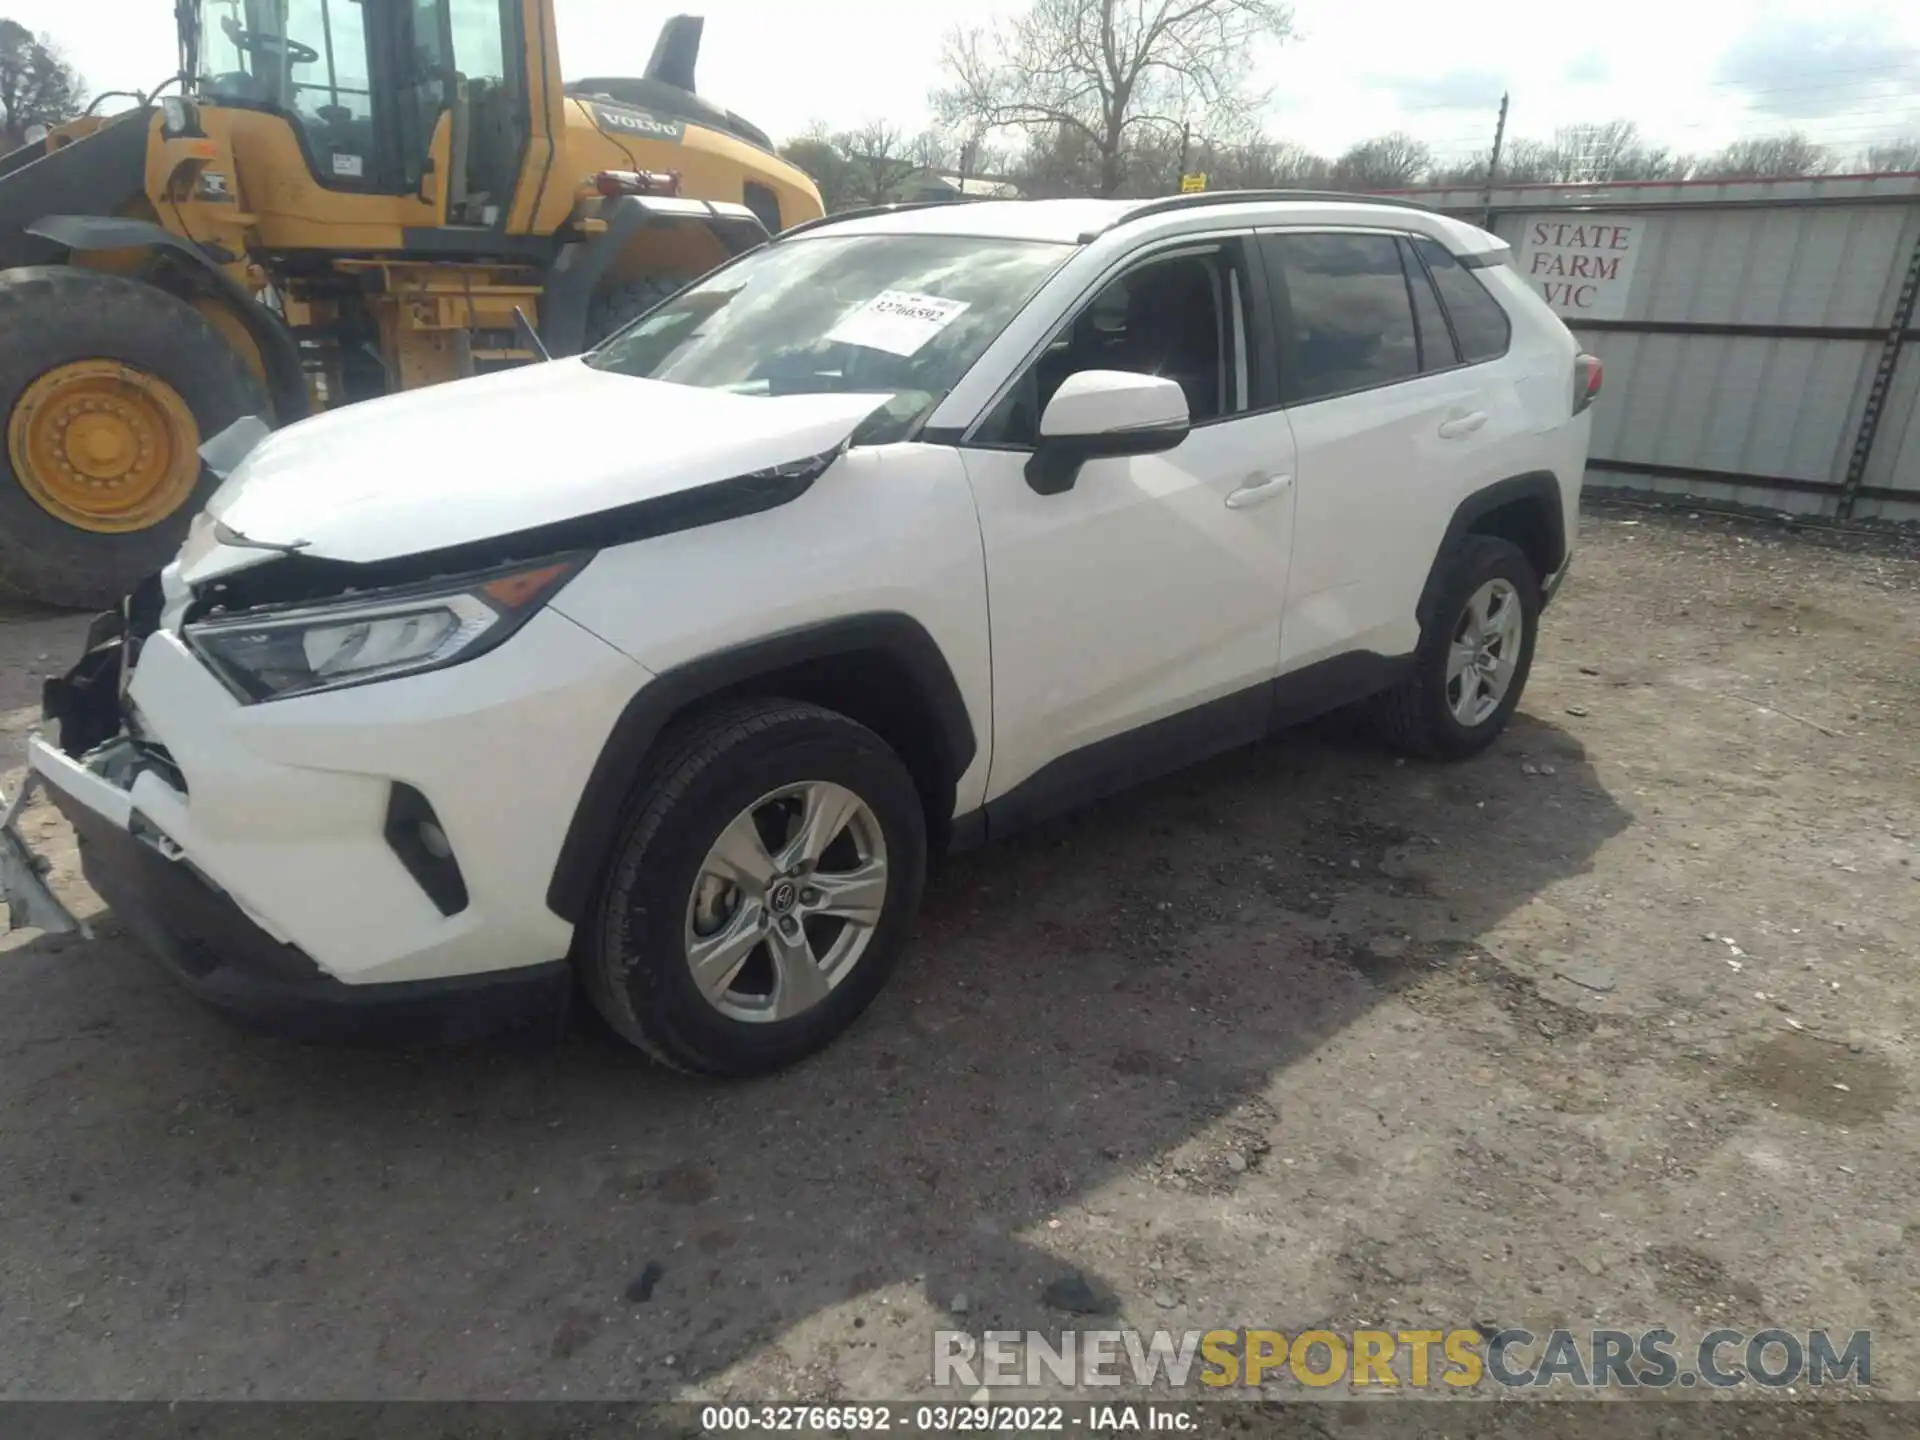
xmin=9 ymin=0 xmax=1920 ymax=167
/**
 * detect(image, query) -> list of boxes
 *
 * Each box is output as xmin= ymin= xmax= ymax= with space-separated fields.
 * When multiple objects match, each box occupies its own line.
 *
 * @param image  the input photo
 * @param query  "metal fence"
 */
xmin=1403 ymin=173 xmax=1920 ymax=524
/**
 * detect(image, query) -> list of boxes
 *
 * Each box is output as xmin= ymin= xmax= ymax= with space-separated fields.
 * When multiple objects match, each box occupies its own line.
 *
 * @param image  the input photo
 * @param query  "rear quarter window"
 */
xmin=1414 ymin=237 xmax=1512 ymax=363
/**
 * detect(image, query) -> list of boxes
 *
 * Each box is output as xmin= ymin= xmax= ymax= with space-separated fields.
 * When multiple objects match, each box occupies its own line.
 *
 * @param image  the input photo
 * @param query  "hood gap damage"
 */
xmin=192 ymin=446 xmax=841 ymax=619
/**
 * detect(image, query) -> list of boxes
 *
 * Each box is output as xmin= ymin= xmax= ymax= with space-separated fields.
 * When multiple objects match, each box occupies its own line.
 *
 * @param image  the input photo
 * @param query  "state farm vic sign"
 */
xmin=1515 ymin=216 xmax=1644 ymax=321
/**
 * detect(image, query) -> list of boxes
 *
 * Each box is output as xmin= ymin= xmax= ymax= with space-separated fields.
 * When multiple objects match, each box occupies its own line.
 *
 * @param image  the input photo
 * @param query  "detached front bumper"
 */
xmin=42 ymin=761 xmax=569 ymax=1042
xmin=5 ymin=600 xmax=650 ymax=1042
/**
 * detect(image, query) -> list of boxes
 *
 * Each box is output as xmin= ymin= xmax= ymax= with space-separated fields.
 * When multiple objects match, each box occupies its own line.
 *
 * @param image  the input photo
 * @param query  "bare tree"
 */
xmin=1863 ymin=137 xmax=1920 ymax=174
xmin=1432 ymin=137 xmax=1553 ymax=187
xmin=1549 ymin=120 xmax=1689 ymax=182
xmin=1434 ymin=125 xmax=1693 ymax=187
xmin=779 ymin=126 xmax=860 ymax=212
xmin=934 ymin=0 xmax=1295 ymax=196
xmin=1182 ymin=134 xmax=1329 ymax=189
xmin=1699 ymin=133 xmax=1833 ymax=181
xmin=952 ymin=134 xmax=1016 ymax=186
xmin=1006 ymin=122 xmax=1107 ymax=197
xmin=908 ymin=129 xmax=954 ymax=173
xmin=832 ymin=120 xmax=924 ymax=206
xmin=1330 ymin=132 xmax=1432 ymax=190
xmin=0 ymin=18 xmax=84 ymax=149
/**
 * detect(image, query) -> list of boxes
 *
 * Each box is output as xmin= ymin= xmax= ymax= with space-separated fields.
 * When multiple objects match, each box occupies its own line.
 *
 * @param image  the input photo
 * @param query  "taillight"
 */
xmin=1574 ymin=353 xmax=1603 ymax=414
xmin=592 ymin=169 xmax=682 ymax=198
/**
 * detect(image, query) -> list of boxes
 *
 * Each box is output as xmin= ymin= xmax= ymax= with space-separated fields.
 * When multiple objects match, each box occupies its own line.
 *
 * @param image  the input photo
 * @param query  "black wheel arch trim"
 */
xmin=1415 ymin=471 xmax=1567 ymax=632
xmin=24 ymin=215 xmax=311 ymax=424
xmin=545 ymin=612 xmax=977 ymax=923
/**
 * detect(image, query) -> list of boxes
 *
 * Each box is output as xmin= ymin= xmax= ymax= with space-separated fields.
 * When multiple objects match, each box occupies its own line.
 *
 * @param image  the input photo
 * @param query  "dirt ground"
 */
xmin=0 ymin=501 xmax=1916 ymax=1408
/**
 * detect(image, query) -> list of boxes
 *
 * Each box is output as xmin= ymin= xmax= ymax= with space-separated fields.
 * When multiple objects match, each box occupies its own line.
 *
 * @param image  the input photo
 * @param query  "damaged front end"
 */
xmin=0 ymin=770 xmax=87 ymax=937
xmin=3 ymin=591 xmax=175 ymax=938
xmin=0 ymin=417 xmax=270 ymax=941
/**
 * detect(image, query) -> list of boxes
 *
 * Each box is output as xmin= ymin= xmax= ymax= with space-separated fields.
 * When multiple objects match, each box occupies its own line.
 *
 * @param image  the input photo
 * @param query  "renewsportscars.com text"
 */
xmin=934 ymin=1326 xmax=1872 ymax=1390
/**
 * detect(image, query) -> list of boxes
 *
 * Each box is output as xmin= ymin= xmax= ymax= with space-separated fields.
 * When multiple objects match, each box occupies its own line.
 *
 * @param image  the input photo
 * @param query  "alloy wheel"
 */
xmin=683 ymin=780 xmax=889 ymax=1024
xmin=1445 ymin=578 xmax=1523 ymax=726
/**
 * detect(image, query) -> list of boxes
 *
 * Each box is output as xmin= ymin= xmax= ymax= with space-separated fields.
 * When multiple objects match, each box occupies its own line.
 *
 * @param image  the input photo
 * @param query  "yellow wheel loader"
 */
xmin=0 ymin=2 xmax=823 ymax=607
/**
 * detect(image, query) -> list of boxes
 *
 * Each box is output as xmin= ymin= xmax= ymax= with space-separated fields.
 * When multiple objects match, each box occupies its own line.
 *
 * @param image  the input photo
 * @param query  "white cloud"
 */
xmin=11 ymin=0 xmax=1920 ymax=164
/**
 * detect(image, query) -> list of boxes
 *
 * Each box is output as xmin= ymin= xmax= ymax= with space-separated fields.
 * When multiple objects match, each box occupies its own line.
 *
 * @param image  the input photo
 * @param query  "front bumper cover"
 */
xmin=39 ymin=774 xmax=570 ymax=1044
xmin=4 ymin=619 xmax=586 ymax=1045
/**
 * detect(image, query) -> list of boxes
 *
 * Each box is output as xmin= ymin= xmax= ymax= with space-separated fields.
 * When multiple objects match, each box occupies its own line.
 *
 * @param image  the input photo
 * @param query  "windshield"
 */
xmin=585 ymin=234 xmax=1073 ymax=444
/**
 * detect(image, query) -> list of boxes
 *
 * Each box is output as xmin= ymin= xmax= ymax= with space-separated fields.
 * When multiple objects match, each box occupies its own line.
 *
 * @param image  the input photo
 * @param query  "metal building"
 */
xmin=1404 ymin=174 xmax=1920 ymax=524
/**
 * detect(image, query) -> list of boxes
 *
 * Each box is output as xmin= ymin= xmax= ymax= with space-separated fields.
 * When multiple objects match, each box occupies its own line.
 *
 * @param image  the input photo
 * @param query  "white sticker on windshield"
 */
xmin=824 ymin=290 xmax=971 ymax=357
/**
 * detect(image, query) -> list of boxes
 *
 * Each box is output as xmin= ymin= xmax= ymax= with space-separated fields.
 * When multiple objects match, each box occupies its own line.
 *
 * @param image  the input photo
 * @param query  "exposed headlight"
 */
xmin=184 ymin=557 xmax=583 ymax=703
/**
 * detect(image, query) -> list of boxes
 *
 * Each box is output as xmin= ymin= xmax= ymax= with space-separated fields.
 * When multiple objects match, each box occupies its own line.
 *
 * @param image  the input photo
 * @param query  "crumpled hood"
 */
xmin=201 ymin=360 xmax=891 ymax=568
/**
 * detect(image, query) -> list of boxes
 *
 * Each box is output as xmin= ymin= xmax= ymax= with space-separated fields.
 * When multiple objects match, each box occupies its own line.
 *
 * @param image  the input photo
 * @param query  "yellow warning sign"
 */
xmin=1179 ymin=172 xmax=1207 ymax=193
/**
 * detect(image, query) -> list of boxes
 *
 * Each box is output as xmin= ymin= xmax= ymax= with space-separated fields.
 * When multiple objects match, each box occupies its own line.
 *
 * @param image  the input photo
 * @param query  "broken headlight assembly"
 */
xmin=184 ymin=557 xmax=584 ymax=703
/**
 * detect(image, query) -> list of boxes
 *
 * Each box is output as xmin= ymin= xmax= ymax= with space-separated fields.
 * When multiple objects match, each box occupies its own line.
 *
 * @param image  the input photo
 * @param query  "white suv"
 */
xmin=6 ymin=191 xmax=1597 ymax=1074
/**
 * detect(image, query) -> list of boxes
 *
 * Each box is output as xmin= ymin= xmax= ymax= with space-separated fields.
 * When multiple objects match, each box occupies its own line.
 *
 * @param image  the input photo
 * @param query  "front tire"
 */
xmin=1369 ymin=534 xmax=1541 ymax=760
xmin=580 ymin=699 xmax=928 ymax=1075
xmin=0 ymin=268 xmax=268 ymax=608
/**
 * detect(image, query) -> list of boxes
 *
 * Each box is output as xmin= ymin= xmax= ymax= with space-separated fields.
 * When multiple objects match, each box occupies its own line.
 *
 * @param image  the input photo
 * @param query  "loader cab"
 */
xmin=184 ymin=0 xmax=533 ymax=224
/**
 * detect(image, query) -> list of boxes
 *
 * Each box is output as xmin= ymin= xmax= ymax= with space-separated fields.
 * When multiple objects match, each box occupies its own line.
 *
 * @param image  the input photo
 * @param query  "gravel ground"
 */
xmin=0 ymin=502 xmax=1916 ymax=1408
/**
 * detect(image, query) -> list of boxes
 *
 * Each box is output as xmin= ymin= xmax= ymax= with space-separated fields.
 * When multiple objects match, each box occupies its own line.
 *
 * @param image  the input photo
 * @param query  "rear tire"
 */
xmin=0 ymin=267 xmax=267 ymax=608
xmin=1369 ymin=534 xmax=1540 ymax=760
xmin=579 ymin=699 xmax=928 ymax=1075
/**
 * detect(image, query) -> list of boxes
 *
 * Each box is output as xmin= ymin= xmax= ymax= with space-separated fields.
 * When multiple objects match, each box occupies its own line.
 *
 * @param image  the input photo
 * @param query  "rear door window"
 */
xmin=1399 ymin=238 xmax=1459 ymax=372
xmin=1413 ymin=237 xmax=1512 ymax=363
xmin=1259 ymin=232 xmax=1420 ymax=403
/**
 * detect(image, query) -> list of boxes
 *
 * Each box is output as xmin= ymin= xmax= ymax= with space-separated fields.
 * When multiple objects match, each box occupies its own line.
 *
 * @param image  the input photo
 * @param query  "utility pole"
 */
xmin=1178 ymin=120 xmax=1192 ymax=195
xmin=1482 ymin=92 xmax=1509 ymax=230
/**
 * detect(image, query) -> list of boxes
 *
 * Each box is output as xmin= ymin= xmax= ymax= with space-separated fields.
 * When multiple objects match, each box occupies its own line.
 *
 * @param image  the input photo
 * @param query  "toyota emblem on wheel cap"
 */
xmin=769 ymin=880 xmax=798 ymax=914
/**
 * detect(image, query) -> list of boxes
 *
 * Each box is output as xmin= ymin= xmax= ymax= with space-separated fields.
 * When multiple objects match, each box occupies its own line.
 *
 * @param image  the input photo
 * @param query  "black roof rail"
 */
xmin=1087 ymin=187 xmax=1439 ymax=238
xmin=775 ymin=198 xmax=970 ymax=242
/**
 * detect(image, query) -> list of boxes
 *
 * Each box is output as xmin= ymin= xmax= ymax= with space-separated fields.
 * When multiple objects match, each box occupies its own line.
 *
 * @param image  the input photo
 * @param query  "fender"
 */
xmin=25 ymin=215 xmax=310 ymax=426
xmin=1415 ymin=472 xmax=1568 ymax=631
xmin=545 ymin=612 xmax=977 ymax=923
xmin=540 ymin=194 xmax=768 ymax=357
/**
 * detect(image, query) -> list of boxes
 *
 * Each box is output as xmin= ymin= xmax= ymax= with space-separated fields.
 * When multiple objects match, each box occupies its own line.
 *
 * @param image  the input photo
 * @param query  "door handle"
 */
xmin=1438 ymin=411 xmax=1489 ymax=439
xmin=1225 ymin=473 xmax=1293 ymax=509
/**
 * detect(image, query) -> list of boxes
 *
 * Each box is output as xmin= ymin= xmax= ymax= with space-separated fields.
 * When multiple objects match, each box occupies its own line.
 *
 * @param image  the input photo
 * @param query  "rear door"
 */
xmin=1254 ymin=228 xmax=1504 ymax=673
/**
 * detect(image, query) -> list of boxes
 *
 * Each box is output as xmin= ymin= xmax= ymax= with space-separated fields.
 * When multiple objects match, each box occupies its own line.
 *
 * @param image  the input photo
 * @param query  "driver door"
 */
xmin=956 ymin=234 xmax=1299 ymax=830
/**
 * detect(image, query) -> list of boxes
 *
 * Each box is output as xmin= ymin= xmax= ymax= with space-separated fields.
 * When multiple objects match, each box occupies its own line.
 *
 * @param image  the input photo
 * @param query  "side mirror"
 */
xmin=1025 ymin=370 xmax=1191 ymax=495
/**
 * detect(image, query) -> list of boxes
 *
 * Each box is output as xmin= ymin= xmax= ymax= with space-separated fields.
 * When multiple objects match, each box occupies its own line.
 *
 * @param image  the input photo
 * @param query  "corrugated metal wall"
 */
xmin=1404 ymin=175 xmax=1920 ymax=523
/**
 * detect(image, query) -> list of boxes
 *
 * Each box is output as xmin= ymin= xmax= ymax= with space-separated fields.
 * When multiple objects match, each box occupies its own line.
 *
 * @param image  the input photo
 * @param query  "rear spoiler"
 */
xmin=1458 ymin=238 xmax=1512 ymax=269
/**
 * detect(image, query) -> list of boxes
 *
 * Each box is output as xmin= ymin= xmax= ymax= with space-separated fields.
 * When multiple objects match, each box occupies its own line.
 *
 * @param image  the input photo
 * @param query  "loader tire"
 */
xmin=586 ymin=275 xmax=685 ymax=345
xmin=0 ymin=267 xmax=268 ymax=609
